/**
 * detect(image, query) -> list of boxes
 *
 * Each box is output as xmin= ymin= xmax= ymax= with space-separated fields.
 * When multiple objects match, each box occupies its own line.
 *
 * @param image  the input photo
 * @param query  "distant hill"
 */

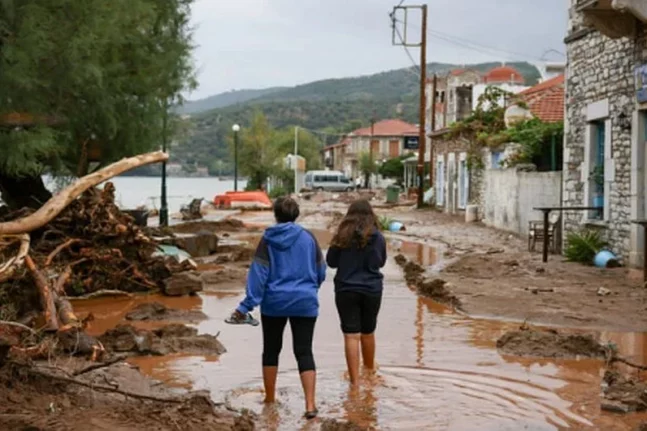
xmin=172 ymin=61 xmax=543 ymax=175
xmin=175 ymin=87 xmax=287 ymax=115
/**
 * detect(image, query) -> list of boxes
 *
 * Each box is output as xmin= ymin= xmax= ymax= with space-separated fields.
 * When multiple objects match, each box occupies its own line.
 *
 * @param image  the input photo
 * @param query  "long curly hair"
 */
xmin=331 ymin=199 xmax=379 ymax=248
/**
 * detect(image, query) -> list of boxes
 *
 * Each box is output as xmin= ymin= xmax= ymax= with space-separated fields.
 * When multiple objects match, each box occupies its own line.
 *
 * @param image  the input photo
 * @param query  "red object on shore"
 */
xmin=213 ymin=191 xmax=272 ymax=209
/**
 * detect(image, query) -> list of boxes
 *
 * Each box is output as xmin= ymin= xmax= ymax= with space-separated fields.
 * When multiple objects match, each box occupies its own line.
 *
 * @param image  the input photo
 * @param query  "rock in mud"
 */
xmin=163 ymin=272 xmax=203 ymax=296
xmin=100 ymin=324 xmax=226 ymax=356
xmin=167 ymin=231 xmax=219 ymax=257
xmin=416 ymin=278 xmax=461 ymax=308
xmin=496 ymin=329 xmax=607 ymax=359
xmin=602 ymin=370 xmax=647 ymax=413
xmin=394 ymin=254 xmax=407 ymax=266
xmin=201 ymin=266 xmax=247 ymax=287
xmin=152 ymin=324 xmax=226 ymax=356
xmin=170 ymin=219 xmax=247 ymax=234
xmin=597 ymin=287 xmax=612 ymax=296
xmin=100 ymin=324 xmax=156 ymax=353
xmin=320 ymin=418 xmax=366 ymax=431
xmin=486 ymin=247 xmax=504 ymax=254
xmin=125 ymin=302 xmax=207 ymax=322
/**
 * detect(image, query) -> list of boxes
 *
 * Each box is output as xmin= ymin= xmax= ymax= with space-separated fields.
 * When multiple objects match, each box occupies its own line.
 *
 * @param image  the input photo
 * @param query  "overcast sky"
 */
xmin=188 ymin=0 xmax=568 ymax=100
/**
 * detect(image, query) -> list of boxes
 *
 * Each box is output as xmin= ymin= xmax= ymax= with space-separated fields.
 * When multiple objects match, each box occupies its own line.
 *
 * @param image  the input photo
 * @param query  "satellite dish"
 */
xmin=504 ymin=104 xmax=533 ymax=128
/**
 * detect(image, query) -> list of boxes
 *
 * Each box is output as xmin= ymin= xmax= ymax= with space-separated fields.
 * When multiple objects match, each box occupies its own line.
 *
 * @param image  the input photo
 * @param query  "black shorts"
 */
xmin=335 ymin=291 xmax=382 ymax=334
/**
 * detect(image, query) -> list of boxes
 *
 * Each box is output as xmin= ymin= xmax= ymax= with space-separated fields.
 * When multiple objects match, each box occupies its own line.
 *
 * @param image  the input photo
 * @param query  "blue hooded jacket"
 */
xmin=236 ymin=223 xmax=326 ymax=317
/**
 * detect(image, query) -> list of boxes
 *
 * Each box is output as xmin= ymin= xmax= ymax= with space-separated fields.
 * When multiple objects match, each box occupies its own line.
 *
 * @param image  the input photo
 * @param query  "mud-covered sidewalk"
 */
xmin=298 ymin=194 xmax=647 ymax=332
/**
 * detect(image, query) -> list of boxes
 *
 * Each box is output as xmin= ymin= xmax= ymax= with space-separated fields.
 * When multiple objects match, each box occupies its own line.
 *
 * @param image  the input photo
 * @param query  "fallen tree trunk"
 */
xmin=25 ymin=255 xmax=59 ymax=331
xmin=0 ymin=151 xmax=168 ymax=235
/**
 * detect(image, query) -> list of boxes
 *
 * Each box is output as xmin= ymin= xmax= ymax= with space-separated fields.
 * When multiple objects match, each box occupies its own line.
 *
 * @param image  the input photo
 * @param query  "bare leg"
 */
xmin=360 ymin=333 xmax=376 ymax=370
xmin=299 ymin=370 xmax=317 ymax=412
xmin=262 ymin=366 xmax=278 ymax=403
xmin=344 ymin=333 xmax=361 ymax=386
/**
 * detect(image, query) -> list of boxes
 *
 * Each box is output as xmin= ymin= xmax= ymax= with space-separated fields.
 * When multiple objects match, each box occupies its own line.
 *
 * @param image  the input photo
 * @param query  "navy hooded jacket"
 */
xmin=326 ymin=230 xmax=387 ymax=295
xmin=236 ymin=223 xmax=326 ymax=317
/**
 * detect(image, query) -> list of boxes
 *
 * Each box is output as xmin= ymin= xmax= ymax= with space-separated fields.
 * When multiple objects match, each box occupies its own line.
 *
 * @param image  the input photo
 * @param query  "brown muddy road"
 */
xmin=74 ymin=227 xmax=647 ymax=430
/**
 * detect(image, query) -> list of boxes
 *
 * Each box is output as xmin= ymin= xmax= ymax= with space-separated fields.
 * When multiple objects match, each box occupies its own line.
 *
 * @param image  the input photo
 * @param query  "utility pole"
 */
xmin=391 ymin=4 xmax=427 ymax=208
xmin=232 ymin=124 xmax=240 ymax=191
xmin=429 ymin=73 xmax=437 ymax=197
xmin=294 ymin=126 xmax=299 ymax=194
xmin=369 ymin=116 xmax=376 ymax=190
xmin=159 ymin=104 xmax=169 ymax=227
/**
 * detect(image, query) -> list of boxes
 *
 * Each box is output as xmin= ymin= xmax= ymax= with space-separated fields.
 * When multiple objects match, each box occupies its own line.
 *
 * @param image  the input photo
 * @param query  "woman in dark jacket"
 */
xmin=326 ymin=199 xmax=386 ymax=386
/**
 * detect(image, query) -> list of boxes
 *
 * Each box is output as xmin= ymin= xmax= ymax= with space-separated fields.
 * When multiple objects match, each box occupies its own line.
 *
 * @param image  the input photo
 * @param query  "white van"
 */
xmin=304 ymin=170 xmax=354 ymax=192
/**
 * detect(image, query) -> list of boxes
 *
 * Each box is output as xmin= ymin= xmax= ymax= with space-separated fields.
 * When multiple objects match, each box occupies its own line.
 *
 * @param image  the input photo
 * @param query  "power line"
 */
xmin=428 ymin=30 xmax=546 ymax=62
xmin=394 ymin=18 xmax=561 ymax=63
xmin=390 ymin=15 xmax=421 ymax=76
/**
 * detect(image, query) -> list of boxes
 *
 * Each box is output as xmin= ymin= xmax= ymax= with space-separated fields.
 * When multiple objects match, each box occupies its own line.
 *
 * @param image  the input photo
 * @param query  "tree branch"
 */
xmin=0 ymin=151 xmax=168 ymax=235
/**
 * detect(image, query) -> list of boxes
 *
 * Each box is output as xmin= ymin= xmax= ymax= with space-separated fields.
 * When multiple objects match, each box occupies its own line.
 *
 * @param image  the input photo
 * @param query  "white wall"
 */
xmin=482 ymin=169 xmax=562 ymax=237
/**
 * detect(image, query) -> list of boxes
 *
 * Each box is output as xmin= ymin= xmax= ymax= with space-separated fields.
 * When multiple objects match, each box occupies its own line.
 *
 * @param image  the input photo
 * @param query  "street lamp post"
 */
xmin=159 ymin=108 xmax=169 ymax=227
xmin=232 ymin=124 xmax=240 ymax=192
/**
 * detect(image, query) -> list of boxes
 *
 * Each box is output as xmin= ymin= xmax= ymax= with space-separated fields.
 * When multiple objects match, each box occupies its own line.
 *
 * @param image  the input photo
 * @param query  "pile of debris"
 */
xmin=393 ymin=254 xmax=461 ymax=308
xmin=0 ymin=184 xmax=187 ymax=322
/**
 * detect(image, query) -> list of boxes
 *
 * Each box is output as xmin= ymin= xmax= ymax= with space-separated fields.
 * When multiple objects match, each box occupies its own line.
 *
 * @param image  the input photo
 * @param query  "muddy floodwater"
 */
xmin=74 ymin=234 xmax=647 ymax=430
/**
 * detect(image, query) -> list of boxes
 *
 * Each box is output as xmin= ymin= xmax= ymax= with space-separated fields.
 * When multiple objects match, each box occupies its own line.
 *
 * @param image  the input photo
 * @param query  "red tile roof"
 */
xmin=484 ymin=65 xmax=525 ymax=85
xmin=351 ymin=119 xmax=418 ymax=137
xmin=517 ymin=74 xmax=564 ymax=123
xmin=323 ymin=119 xmax=419 ymax=151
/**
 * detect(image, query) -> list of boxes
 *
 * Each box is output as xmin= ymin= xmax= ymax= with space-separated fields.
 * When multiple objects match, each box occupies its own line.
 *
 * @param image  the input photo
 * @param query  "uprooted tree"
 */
xmin=0 ymin=0 xmax=196 ymax=209
xmin=0 ymin=151 xmax=182 ymax=363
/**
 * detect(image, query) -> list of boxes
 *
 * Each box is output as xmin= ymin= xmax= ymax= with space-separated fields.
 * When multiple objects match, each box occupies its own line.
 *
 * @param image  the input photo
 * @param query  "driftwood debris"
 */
xmin=0 ymin=151 xmax=176 ymax=362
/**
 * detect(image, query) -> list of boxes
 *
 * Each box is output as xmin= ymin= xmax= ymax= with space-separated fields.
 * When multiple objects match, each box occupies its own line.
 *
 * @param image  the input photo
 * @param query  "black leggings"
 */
xmin=261 ymin=315 xmax=317 ymax=373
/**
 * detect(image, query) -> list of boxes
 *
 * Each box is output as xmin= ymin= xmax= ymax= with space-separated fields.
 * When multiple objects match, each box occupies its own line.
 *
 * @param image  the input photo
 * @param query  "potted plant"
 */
xmin=590 ymin=165 xmax=604 ymax=208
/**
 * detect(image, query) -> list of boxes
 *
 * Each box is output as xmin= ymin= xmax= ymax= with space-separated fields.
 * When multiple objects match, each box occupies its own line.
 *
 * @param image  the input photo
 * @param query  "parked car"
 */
xmin=304 ymin=170 xmax=354 ymax=192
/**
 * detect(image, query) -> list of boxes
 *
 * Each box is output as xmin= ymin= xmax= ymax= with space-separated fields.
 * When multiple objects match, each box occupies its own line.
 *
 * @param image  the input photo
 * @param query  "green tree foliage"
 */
xmin=0 ymin=0 xmax=196 ymax=179
xmin=379 ymin=155 xmax=410 ymax=183
xmin=494 ymin=119 xmax=564 ymax=170
xmin=235 ymin=112 xmax=324 ymax=190
xmin=359 ymin=151 xmax=377 ymax=188
xmin=237 ymin=112 xmax=280 ymax=190
xmin=450 ymin=87 xmax=563 ymax=171
xmin=273 ymin=128 xmax=323 ymax=171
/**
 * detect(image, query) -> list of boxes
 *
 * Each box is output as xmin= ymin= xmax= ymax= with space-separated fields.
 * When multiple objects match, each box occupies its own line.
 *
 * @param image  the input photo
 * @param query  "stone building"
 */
xmin=563 ymin=0 xmax=647 ymax=265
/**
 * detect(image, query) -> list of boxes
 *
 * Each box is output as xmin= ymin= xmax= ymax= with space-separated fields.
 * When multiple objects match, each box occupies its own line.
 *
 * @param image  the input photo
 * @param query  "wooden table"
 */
xmin=533 ymin=206 xmax=603 ymax=263
xmin=631 ymin=220 xmax=647 ymax=283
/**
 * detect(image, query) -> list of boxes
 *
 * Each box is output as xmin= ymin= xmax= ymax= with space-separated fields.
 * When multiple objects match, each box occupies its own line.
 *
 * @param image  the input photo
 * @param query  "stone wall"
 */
xmin=563 ymin=3 xmax=646 ymax=260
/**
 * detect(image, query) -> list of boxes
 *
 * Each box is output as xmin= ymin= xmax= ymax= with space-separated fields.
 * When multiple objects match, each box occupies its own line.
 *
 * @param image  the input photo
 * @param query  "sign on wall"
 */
xmin=404 ymin=136 xmax=419 ymax=150
xmin=636 ymin=64 xmax=647 ymax=103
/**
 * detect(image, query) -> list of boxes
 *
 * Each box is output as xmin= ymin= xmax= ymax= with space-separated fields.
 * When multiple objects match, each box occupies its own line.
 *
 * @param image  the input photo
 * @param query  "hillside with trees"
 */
xmin=173 ymin=61 xmax=542 ymax=175
xmin=174 ymin=87 xmax=287 ymax=115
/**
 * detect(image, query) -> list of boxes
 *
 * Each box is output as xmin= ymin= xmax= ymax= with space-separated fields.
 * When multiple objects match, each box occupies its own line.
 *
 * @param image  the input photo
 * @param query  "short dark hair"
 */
xmin=273 ymin=196 xmax=300 ymax=223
